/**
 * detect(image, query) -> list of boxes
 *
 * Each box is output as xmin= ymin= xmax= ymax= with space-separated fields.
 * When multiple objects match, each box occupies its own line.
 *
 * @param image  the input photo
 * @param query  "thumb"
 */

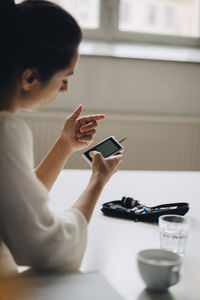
xmin=69 ymin=105 xmax=83 ymax=121
xmin=89 ymin=150 xmax=102 ymax=158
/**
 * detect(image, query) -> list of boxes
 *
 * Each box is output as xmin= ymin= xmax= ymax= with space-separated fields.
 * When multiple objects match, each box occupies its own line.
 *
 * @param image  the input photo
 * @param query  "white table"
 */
xmin=1 ymin=170 xmax=199 ymax=300
xmin=48 ymin=169 xmax=200 ymax=300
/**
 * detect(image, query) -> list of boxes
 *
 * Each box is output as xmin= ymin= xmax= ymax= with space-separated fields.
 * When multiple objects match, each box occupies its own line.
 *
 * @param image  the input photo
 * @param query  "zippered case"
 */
xmin=101 ymin=196 xmax=189 ymax=223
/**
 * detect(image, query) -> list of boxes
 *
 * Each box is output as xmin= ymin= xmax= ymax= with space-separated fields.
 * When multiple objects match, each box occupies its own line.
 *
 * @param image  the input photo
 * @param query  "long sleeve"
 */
xmin=0 ymin=112 xmax=87 ymax=272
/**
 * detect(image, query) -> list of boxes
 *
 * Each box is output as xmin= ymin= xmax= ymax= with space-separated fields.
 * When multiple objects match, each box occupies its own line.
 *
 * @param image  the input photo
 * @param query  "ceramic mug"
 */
xmin=137 ymin=249 xmax=182 ymax=292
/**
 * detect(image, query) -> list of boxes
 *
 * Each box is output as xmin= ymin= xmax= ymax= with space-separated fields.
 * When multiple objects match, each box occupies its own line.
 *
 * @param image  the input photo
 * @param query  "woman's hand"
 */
xmin=72 ymin=151 xmax=123 ymax=223
xmin=89 ymin=151 xmax=123 ymax=184
xmin=60 ymin=105 xmax=105 ymax=153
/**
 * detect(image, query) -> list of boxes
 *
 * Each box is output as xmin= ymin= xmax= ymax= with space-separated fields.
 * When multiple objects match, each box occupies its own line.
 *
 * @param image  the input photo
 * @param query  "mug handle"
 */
xmin=169 ymin=266 xmax=180 ymax=286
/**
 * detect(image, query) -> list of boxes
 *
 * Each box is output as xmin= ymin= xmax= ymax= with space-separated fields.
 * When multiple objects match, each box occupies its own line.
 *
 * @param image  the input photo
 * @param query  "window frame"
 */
xmin=81 ymin=0 xmax=117 ymax=41
xmin=82 ymin=0 xmax=200 ymax=48
xmin=17 ymin=0 xmax=200 ymax=48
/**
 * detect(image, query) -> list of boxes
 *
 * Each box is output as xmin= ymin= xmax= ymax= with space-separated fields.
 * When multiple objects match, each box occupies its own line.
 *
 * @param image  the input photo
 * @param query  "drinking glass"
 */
xmin=159 ymin=215 xmax=191 ymax=256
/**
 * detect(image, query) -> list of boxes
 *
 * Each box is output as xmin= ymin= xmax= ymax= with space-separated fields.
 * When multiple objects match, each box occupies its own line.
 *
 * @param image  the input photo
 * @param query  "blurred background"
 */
xmin=16 ymin=0 xmax=200 ymax=170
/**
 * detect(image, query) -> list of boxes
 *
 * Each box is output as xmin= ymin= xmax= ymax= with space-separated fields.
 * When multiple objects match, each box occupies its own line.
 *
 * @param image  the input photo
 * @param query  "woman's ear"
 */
xmin=21 ymin=69 xmax=39 ymax=91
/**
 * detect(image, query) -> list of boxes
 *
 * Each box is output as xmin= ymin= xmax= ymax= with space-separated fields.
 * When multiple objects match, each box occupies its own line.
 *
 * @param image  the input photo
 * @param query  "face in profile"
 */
xmin=20 ymin=50 xmax=79 ymax=111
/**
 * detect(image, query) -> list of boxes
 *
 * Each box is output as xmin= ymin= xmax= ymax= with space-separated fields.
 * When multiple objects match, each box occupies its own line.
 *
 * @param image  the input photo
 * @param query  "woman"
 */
xmin=0 ymin=0 xmax=123 ymax=276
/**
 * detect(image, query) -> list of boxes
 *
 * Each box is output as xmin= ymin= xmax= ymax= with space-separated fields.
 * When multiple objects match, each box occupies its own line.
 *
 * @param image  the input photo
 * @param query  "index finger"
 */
xmin=79 ymin=114 xmax=106 ymax=123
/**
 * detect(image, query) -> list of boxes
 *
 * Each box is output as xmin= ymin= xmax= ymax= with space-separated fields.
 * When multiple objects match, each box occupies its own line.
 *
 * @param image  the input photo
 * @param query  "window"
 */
xmin=147 ymin=5 xmax=157 ymax=26
xmin=165 ymin=7 xmax=175 ymax=29
xmin=52 ymin=0 xmax=100 ymax=29
xmin=15 ymin=0 xmax=200 ymax=47
xmin=118 ymin=0 xmax=200 ymax=38
xmin=119 ymin=0 xmax=133 ymax=30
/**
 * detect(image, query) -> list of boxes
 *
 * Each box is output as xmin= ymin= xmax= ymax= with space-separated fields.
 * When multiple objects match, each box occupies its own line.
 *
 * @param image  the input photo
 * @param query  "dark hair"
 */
xmin=0 ymin=0 xmax=82 ymax=87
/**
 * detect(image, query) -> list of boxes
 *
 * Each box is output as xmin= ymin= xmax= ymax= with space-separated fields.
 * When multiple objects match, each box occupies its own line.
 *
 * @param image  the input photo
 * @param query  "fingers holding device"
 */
xmin=82 ymin=136 xmax=125 ymax=166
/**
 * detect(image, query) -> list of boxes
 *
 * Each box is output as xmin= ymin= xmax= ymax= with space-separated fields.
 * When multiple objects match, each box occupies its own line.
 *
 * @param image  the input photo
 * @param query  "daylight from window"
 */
xmin=15 ymin=0 xmax=200 ymax=38
xmin=15 ymin=0 xmax=100 ymax=29
xmin=51 ymin=0 xmax=100 ymax=29
xmin=119 ymin=0 xmax=200 ymax=37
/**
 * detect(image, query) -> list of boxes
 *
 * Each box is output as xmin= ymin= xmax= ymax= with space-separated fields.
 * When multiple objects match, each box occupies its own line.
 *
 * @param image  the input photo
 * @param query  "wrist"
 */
xmin=57 ymin=136 xmax=73 ymax=156
xmin=90 ymin=172 xmax=108 ymax=187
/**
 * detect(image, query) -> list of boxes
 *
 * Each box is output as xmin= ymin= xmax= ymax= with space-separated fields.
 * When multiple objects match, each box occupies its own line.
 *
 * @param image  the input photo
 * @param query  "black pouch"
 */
xmin=101 ymin=196 xmax=189 ymax=223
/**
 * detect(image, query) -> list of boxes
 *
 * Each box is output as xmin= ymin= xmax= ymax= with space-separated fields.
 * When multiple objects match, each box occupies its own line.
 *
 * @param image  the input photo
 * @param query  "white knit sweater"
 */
xmin=0 ymin=111 xmax=87 ymax=277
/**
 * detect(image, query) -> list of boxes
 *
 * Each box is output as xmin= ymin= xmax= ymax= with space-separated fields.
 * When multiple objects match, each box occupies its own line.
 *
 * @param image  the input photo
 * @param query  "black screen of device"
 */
xmin=84 ymin=139 xmax=121 ymax=161
xmin=95 ymin=140 xmax=120 ymax=157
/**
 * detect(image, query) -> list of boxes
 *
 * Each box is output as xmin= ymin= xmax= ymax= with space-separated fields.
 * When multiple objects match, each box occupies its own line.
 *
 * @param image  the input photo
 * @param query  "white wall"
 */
xmin=45 ymin=55 xmax=200 ymax=118
xmin=21 ymin=55 xmax=200 ymax=171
